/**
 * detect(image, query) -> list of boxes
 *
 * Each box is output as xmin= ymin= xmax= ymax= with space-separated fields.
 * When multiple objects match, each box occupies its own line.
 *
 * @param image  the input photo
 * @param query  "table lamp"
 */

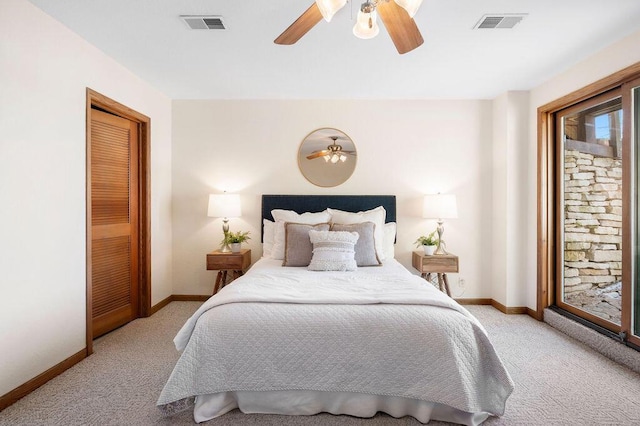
xmin=423 ymin=193 xmax=458 ymax=255
xmin=208 ymin=193 xmax=241 ymax=252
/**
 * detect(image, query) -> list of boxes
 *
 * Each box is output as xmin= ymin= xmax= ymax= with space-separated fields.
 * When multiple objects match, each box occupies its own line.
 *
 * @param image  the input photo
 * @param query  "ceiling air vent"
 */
xmin=474 ymin=14 xmax=527 ymax=29
xmin=181 ymin=15 xmax=226 ymax=30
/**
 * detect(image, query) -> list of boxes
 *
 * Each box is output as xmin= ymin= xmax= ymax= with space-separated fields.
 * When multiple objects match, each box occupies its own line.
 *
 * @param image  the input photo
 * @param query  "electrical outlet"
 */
xmin=458 ymin=278 xmax=465 ymax=287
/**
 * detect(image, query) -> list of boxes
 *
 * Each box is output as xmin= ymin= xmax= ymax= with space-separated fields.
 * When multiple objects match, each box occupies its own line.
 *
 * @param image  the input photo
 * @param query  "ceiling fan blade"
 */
xmin=377 ymin=1 xmax=424 ymax=54
xmin=306 ymin=150 xmax=329 ymax=160
xmin=274 ymin=3 xmax=323 ymax=45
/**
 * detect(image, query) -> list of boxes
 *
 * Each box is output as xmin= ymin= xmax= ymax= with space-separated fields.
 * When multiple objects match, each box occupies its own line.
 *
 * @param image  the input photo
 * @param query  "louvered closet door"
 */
xmin=90 ymin=109 xmax=139 ymax=338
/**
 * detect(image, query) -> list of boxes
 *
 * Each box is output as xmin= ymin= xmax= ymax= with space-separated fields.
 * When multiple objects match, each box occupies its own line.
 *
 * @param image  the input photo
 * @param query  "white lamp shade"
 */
xmin=353 ymin=10 xmax=380 ymax=39
xmin=207 ymin=193 xmax=241 ymax=218
xmin=423 ymin=194 xmax=458 ymax=219
xmin=315 ymin=0 xmax=347 ymax=22
xmin=394 ymin=0 xmax=423 ymax=18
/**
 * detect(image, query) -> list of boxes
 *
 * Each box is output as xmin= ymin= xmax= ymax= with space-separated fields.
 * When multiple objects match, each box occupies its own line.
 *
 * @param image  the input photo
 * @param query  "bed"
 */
xmin=158 ymin=195 xmax=514 ymax=425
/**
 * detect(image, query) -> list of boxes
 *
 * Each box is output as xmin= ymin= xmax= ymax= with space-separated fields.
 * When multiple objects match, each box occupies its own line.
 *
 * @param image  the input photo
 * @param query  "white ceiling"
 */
xmin=28 ymin=0 xmax=640 ymax=100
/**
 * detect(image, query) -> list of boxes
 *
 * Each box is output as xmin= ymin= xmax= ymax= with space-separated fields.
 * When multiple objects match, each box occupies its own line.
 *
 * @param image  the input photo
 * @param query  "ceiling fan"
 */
xmin=306 ymin=136 xmax=357 ymax=163
xmin=274 ymin=0 xmax=424 ymax=54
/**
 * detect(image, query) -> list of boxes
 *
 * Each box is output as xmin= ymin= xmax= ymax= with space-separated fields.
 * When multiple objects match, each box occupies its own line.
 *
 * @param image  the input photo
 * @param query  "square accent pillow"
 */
xmin=330 ymin=222 xmax=381 ymax=266
xmin=283 ymin=222 xmax=330 ymax=267
xmin=271 ymin=209 xmax=332 ymax=260
xmin=308 ymin=230 xmax=358 ymax=272
xmin=328 ymin=206 xmax=386 ymax=261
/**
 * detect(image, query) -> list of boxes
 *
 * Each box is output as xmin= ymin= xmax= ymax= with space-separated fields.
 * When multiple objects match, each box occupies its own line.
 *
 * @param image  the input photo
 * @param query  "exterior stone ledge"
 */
xmin=567 ymin=206 xmax=606 ymax=213
xmin=565 ymin=187 xmax=591 ymax=193
xmin=566 ymin=242 xmax=592 ymax=250
xmin=573 ymin=172 xmax=595 ymax=180
xmin=608 ymin=207 xmax=622 ymax=216
xmin=565 ymin=227 xmax=590 ymax=233
xmin=579 ymin=275 xmax=616 ymax=284
xmin=593 ymin=158 xmax=615 ymax=167
xmin=567 ymin=212 xmax=594 ymax=219
xmin=564 ymin=283 xmax=593 ymax=293
xmin=575 ymin=220 xmax=599 ymax=226
xmin=587 ymin=250 xmax=622 ymax=262
xmin=565 ymin=233 xmax=620 ymax=243
xmin=566 ymin=180 xmax=592 ymax=187
xmin=584 ymin=194 xmax=607 ymax=201
xmin=564 ymin=277 xmax=583 ymax=286
xmin=594 ymin=177 xmax=617 ymax=184
xmin=564 ymin=268 xmax=579 ymax=277
xmin=593 ymin=214 xmax=621 ymax=221
xmin=565 ymin=251 xmax=586 ymax=261
xmin=593 ymin=244 xmax=618 ymax=250
xmin=592 ymin=227 xmax=620 ymax=235
xmin=579 ymin=269 xmax=610 ymax=276
xmin=593 ymin=183 xmax=618 ymax=191
xmin=565 ymin=261 xmax=610 ymax=269
xmin=599 ymin=220 xmax=622 ymax=228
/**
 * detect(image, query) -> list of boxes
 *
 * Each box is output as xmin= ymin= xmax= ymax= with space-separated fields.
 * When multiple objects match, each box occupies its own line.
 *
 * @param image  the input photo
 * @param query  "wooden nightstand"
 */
xmin=412 ymin=251 xmax=459 ymax=297
xmin=206 ymin=249 xmax=251 ymax=295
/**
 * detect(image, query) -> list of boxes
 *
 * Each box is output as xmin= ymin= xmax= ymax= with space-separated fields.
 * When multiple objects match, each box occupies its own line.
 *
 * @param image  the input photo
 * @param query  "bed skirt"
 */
xmin=193 ymin=390 xmax=491 ymax=425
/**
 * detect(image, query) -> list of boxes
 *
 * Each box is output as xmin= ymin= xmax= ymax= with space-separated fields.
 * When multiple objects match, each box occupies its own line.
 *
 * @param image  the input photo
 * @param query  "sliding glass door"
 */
xmin=555 ymin=77 xmax=640 ymax=348
xmin=557 ymin=91 xmax=624 ymax=330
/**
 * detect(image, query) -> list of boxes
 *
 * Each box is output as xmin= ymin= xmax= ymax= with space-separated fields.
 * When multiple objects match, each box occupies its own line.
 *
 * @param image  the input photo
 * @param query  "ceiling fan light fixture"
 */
xmin=394 ymin=0 xmax=423 ymax=18
xmin=315 ymin=0 xmax=347 ymax=22
xmin=353 ymin=8 xmax=380 ymax=39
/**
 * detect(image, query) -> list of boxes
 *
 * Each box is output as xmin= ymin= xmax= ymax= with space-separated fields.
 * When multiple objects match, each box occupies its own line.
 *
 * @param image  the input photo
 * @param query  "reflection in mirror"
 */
xmin=298 ymin=128 xmax=357 ymax=187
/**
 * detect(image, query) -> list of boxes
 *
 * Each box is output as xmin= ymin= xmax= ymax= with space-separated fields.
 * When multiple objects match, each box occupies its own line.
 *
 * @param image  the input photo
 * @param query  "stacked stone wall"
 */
xmin=564 ymin=150 xmax=622 ymax=299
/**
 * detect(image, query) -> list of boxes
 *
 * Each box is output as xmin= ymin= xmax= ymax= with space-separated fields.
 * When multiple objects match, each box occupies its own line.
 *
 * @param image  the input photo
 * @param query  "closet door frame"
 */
xmin=86 ymin=88 xmax=151 ymax=355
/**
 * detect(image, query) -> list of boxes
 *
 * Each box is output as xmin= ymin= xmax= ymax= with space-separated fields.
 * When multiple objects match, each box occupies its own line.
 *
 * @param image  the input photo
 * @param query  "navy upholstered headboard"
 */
xmin=261 ymin=194 xmax=396 ymax=242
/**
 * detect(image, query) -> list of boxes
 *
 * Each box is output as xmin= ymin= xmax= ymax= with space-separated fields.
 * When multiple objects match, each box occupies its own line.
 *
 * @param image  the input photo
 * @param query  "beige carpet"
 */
xmin=1 ymin=302 xmax=639 ymax=425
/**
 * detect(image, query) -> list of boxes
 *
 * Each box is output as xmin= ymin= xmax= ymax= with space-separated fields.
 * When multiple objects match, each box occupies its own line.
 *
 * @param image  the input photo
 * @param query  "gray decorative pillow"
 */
xmin=308 ymin=230 xmax=358 ymax=272
xmin=331 ymin=222 xmax=381 ymax=266
xmin=283 ymin=222 xmax=331 ymax=267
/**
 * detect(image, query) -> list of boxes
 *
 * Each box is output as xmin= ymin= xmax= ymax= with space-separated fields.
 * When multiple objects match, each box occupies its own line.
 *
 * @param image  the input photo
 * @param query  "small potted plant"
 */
xmin=415 ymin=231 xmax=438 ymax=256
xmin=222 ymin=230 xmax=250 ymax=253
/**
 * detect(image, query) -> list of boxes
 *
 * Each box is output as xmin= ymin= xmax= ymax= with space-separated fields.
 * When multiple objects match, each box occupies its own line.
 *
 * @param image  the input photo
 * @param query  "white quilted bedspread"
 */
xmin=158 ymin=259 xmax=514 ymax=417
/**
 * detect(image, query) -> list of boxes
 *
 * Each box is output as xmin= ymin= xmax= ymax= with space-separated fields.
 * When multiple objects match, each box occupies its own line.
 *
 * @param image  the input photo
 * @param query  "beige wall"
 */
xmin=492 ymin=91 xmax=530 ymax=308
xmin=172 ymin=99 xmax=494 ymax=298
xmin=0 ymin=0 xmax=173 ymax=396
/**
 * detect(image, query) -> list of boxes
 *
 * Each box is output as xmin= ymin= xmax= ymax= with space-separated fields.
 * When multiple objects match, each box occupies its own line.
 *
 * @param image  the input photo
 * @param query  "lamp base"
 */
xmin=434 ymin=244 xmax=448 ymax=255
xmin=219 ymin=219 xmax=231 ymax=252
xmin=434 ymin=219 xmax=448 ymax=255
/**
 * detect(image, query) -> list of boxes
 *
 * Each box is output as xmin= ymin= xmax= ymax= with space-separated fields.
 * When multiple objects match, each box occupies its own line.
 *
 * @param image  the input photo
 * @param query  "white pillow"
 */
xmin=383 ymin=222 xmax=396 ymax=260
xmin=262 ymin=219 xmax=275 ymax=258
xmin=308 ymin=230 xmax=358 ymax=272
xmin=328 ymin=206 xmax=386 ymax=261
xmin=271 ymin=209 xmax=332 ymax=260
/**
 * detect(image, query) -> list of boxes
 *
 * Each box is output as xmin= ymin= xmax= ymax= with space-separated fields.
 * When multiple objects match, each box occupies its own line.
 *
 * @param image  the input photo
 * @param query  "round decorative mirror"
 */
xmin=297 ymin=128 xmax=357 ymax=187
